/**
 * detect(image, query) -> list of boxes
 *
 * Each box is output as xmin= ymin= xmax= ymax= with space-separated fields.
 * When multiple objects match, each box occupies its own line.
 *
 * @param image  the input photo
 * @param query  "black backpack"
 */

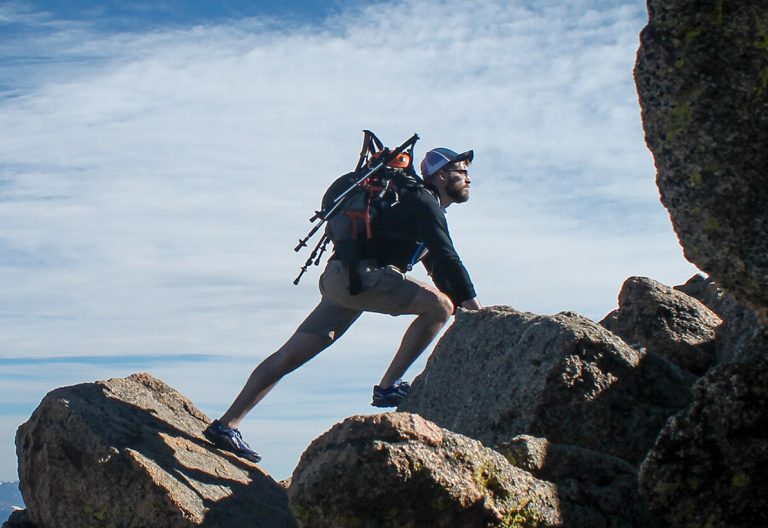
xmin=294 ymin=131 xmax=422 ymax=293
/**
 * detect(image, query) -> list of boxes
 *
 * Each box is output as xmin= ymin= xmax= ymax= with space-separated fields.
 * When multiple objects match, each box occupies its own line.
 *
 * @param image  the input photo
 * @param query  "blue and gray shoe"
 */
xmin=203 ymin=420 xmax=262 ymax=463
xmin=371 ymin=379 xmax=410 ymax=408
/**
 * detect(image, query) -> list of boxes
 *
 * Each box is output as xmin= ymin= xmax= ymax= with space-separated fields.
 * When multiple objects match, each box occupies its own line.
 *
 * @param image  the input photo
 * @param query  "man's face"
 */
xmin=441 ymin=161 xmax=471 ymax=203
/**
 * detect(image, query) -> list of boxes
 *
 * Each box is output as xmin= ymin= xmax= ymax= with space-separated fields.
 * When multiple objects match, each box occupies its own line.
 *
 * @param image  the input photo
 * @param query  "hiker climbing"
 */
xmin=204 ymin=131 xmax=482 ymax=463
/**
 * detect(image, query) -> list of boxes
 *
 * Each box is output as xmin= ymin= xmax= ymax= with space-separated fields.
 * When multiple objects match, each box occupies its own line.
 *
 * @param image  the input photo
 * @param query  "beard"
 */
xmin=446 ymin=181 xmax=470 ymax=203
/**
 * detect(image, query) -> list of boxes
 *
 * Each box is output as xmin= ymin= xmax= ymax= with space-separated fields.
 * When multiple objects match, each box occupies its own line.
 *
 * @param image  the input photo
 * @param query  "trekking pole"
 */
xmin=295 ymin=133 xmax=420 ymax=252
xmin=294 ymin=220 xmax=325 ymax=251
xmin=313 ymin=237 xmax=330 ymax=265
xmin=325 ymin=133 xmax=419 ymax=215
xmin=294 ymin=234 xmax=329 ymax=285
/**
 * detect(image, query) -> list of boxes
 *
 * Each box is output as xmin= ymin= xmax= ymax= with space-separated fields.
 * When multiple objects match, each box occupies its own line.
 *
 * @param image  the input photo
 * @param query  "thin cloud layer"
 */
xmin=0 ymin=0 xmax=698 ymax=480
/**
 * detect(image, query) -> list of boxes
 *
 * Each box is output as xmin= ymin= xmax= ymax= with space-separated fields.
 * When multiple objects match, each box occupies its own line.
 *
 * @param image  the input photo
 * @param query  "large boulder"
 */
xmin=639 ymin=362 xmax=768 ymax=527
xmin=399 ymin=306 xmax=695 ymax=464
xmin=635 ymin=0 xmax=768 ymax=319
xmin=288 ymin=413 xmax=563 ymax=528
xmin=16 ymin=373 xmax=296 ymax=528
xmin=675 ymin=274 xmax=767 ymax=363
xmin=497 ymin=435 xmax=657 ymax=528
xmin=600 ymin=276 xmax=722 ymax=374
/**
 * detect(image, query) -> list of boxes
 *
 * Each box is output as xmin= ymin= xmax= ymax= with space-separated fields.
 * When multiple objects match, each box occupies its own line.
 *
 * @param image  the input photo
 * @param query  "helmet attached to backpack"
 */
xmin=370 ymin=149 xmax=411 ymax=169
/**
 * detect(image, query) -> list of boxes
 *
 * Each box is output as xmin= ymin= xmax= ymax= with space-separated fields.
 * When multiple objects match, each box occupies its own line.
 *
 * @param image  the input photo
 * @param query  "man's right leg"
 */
xmin=204 ymin=293 xmax=361 ymax=462
xmin=204 ymin=332 xmax=330 ymax=463
xmin=219 ymin=331 xmax=331 ymax=429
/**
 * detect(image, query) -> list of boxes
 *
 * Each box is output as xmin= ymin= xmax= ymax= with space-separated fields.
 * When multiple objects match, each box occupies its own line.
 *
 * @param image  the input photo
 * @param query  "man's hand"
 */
xmin=460 ymin=297 xmax=482 ymax=311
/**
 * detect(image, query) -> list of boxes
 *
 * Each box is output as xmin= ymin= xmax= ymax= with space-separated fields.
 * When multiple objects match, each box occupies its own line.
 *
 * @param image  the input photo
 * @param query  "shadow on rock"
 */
xmin=16 ymin=373 xmax=295 ymax=528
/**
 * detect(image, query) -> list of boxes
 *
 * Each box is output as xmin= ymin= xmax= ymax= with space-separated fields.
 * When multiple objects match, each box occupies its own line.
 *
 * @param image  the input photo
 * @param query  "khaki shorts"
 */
xmin=296 ymin=259 xmax=425 ymax=341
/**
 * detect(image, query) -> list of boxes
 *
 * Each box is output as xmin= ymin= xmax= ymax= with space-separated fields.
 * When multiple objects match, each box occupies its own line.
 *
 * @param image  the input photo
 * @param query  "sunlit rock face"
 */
xmin=288 ymin=413 xmax=564 ymax=528
xmin=16 ymin=373 xmax=296 ymax=528
xmin=600 ymin=276 xmax=722 ymax=375
xmin=399 ymin=306 xmax=694 ymax=465
xmin=634 ymin=0 xmax=768 ymax=321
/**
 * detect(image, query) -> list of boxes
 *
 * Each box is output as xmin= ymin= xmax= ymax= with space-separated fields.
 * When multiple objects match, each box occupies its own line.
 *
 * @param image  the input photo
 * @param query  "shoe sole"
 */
xmin=371 ymin=400 xmax=401 ymax=408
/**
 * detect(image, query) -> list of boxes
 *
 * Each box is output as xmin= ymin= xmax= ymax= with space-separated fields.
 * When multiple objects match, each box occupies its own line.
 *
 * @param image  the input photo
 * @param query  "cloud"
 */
xmin=0 ymin=0 xmax=698 ymax=481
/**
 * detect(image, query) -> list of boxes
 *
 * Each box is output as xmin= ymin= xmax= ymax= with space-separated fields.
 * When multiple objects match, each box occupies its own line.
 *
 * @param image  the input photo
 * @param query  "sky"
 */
xmin=0 ymin=0 xmax=700 ymax=483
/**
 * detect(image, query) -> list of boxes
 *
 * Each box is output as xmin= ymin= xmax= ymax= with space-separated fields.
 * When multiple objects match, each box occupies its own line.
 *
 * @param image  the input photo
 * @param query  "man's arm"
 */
xmin=422 ymin=256 xmax=481 ymax=311
xmin=417 ymin=199 xmax=477 ymax=306
xmin=460 ymin=297 xmax=482 ymax=310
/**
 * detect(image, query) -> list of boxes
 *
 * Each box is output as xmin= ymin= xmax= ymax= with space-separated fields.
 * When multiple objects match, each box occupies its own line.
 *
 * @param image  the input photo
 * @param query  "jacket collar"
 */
xmin=424 ymin=182 xmax=447 ymax=212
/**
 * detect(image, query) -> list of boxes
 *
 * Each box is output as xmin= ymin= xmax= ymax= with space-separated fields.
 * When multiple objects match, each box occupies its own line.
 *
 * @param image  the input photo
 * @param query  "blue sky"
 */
xmin=3 ymin=0 xmax=350 ymax=26
xmin=0 ymin=0 xmax=699 ymax=483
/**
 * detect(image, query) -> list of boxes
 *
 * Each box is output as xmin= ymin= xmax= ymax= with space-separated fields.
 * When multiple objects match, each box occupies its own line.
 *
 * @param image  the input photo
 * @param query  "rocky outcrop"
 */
xmin=16 ymin=373 xmax=296 ymax=528
xmin=287 ymin=413 xmax=563 ymax=528
xmin=1 ymin=509 xmax=31 ymax=528
xmin=675 ymin=274 xmax=767 ymax=363
xmin=600 ymin=276 xmax=721 ymax=374
xmin=634 ymin=0 xmax=768 ymax=319
xmin=639 ymin=362 xmax=768 ymax=527
xmin=399 ymin=306 xmax=694 ymax=464
xmin=497 ymin=435 xmax=657 ymax=528
xmin=635 ymin=4 xmax=768 ymax=523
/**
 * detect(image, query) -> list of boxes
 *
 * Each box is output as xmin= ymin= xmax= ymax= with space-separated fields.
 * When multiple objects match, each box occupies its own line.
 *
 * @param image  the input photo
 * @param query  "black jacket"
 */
xmin=371 ymin=184 xmax=477 ymax=305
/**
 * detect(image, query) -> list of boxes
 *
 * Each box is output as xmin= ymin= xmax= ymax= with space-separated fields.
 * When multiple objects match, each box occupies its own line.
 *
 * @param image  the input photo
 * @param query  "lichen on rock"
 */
xmin=635 ymin=0 xmax=768 ymax=318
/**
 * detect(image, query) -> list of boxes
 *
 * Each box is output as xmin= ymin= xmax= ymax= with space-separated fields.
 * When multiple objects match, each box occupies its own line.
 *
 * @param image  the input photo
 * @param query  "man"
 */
xmin=204 ymin=146 xmax=482 ymax=463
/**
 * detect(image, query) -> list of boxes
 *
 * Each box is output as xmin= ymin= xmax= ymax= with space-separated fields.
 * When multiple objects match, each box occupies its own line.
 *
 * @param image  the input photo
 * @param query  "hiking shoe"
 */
xmin=371 ymin=379 xmax=410 ymax=408
xmin=203 ymin=420 xmax=262 ymax=463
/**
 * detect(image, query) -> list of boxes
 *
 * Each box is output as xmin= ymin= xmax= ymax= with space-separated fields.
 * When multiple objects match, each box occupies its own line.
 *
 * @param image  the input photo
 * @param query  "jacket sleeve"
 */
xmin=418 ymin=200 xmax=477 ymax=305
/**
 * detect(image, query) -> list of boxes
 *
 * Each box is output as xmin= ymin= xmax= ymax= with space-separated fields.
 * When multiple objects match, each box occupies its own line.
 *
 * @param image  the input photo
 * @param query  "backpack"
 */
xmin=293 ymin=130 xmax=422 ymax=293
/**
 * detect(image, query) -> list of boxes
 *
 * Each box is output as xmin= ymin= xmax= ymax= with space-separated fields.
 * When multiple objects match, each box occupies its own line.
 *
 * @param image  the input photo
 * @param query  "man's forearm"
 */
xmin=460 ymin=297 xmax=482 ymax=311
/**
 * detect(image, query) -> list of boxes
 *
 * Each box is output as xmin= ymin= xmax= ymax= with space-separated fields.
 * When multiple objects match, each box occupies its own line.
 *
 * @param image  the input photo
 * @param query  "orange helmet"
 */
xmin=370 ymin=150 xmax=411 ymax=169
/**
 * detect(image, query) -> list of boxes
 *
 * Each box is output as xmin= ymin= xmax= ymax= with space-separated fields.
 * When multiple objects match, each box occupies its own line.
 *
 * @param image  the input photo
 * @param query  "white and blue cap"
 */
xmin=420 ymin=147 xmax=474 ymax=178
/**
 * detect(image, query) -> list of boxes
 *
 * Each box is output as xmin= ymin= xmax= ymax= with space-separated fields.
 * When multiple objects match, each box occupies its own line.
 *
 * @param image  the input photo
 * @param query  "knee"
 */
xmin=429 ymin=292 xmax=454 ymax=324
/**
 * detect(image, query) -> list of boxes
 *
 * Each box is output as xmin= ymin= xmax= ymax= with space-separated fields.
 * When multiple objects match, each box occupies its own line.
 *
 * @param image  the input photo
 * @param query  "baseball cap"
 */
xmin=420 ymin=147 xmax=474 ymax=178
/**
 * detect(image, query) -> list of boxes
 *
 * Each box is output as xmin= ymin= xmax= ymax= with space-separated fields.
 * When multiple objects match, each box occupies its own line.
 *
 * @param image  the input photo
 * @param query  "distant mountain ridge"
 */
xmin=0 ymin=481 xmax=24 ymax=524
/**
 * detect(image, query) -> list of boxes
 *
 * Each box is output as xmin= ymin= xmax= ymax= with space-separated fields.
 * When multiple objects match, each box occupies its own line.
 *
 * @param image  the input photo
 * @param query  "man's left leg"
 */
xmin=377 ymin=283 xmax=453 ymax=389
xmin=324 ymin=265 xmax=454 ymax=407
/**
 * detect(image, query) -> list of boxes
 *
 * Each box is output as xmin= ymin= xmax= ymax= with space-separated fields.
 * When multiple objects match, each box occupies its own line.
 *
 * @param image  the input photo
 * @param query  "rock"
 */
xmin=16 ymin=373 xmax=296 ymax=528
xmin=674 ymin=274 xmax=731 ymax=312
xmin=634 ymin=0 xmax=768 ymax=318
xmin=2 ymin=509 xmax=33 ymax=528
xmin=497 ymin=435 xmax=657 ymax=528
xmin=675 ymin=274 xmax=767 ymax=363
xmin=639 ymin=362 xmax=768 ymax=527
xmin=288 ymin=413 xmax=563 ymax=528
xmin=600 ymin=276 xmax=721 ymax=374
xmin=398 ymin=306 xmax=695 ymax=464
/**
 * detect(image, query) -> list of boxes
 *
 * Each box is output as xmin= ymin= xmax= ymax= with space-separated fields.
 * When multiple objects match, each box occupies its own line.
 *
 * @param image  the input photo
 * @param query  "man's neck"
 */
xmin=425 ymin=182 xmax=453 ymax=209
